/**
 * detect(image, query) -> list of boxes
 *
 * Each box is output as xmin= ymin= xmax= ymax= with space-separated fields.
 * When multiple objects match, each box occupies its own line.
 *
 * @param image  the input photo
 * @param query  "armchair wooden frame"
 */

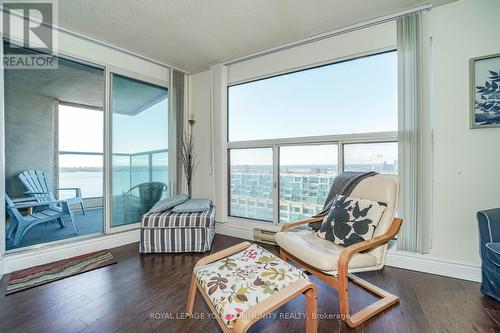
xmin=279 ymin=216 xmax=403 ymax=328
xmin=186 ymin=242 xmax=318 ymax=333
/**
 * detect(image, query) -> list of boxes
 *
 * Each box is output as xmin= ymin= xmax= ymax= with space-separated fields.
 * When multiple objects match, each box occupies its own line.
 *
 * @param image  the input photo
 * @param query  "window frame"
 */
xmin=225 ymin=50 xmax=398 ymax=226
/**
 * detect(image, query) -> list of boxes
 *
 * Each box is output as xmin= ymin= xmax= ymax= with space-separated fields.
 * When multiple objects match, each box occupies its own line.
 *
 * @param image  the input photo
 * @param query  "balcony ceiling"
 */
xmin=4 ymin=58 xmax=105 ymax=108
xmin=57 ymin=0 xmax=456 ymax=73
xmin=5 ymin=58 xmax=167 ymax=115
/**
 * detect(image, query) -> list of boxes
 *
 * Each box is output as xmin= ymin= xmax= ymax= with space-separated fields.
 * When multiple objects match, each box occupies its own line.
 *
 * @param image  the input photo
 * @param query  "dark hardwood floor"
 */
xmin=1 ymin=234 xmax=499 ymax=333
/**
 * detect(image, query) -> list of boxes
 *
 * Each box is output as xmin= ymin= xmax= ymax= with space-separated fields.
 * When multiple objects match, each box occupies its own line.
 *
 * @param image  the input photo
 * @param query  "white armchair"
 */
xmin=275 ymin=174 xmax=401 ymax=327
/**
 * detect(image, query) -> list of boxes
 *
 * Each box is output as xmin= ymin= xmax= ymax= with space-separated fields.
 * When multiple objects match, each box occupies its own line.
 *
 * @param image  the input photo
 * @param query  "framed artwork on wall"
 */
xmin=470 ymin=53 xmax=500 ymax=129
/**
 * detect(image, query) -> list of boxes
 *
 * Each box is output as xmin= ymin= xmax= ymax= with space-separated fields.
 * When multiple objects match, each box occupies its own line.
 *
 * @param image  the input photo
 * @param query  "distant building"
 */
xmin=230 ymin=162 xmax=397 ymax=223
xmin=230 ymin=167 xmax=336 ymax=223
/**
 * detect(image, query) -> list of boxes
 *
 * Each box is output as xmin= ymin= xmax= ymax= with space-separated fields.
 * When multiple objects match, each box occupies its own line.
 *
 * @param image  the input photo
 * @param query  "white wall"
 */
xmin=424 ymin=0 xmax=500 ymax=265
xmin=4 ymin=91 xmax=55 ymax=197
xmin=189 ymin=70 xmax=214 ymax=200
xmin=55 ymin=33 xmax=169 ymax=83
xmin=190 ymin=0 xmax=500 ymax=280
xmin=228 ymin=21 xmax=396 ymax=84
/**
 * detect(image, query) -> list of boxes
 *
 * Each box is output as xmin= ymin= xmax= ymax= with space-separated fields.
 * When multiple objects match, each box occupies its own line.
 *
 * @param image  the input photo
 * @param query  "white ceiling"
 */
xmin=57 ymin=0 xmax=454 ymax=73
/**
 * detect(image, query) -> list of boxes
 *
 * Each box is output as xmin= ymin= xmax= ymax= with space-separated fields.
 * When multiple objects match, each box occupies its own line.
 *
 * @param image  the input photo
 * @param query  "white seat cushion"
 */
xmin=194 ymin=243 xmax=307 ymax=328
xmin=275 ymin=229 xmax=378 ymax=272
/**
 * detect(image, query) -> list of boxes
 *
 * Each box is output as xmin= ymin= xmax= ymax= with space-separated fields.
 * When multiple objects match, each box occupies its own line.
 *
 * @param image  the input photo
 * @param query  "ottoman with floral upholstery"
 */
xmin=186 ymin=242 xmax=318 ymax=333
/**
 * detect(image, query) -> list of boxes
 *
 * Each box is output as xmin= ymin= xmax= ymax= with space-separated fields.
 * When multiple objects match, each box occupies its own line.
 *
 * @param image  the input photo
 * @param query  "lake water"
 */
xmin=59 ymin=170 xmax=168 ymax=198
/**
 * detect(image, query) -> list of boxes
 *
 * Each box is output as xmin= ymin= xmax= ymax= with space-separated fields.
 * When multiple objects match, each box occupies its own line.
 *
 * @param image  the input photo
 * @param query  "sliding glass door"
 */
xmin=110 ymin=73 xmax=169 ymax=227
xmin=3 ymin=43 xmax=105 ymax=250
xmin=3 ymin=41 xmax=171 ymax=251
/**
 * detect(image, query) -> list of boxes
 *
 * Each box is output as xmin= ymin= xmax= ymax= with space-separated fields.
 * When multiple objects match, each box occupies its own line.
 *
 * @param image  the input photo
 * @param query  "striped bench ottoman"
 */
xmin=140 ymin=206 xmax=215 ymax=253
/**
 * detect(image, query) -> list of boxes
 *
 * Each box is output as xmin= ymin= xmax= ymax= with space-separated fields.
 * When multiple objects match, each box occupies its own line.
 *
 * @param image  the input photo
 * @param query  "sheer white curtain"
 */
xmin=397 ymin=11 xmax=430 ymax=253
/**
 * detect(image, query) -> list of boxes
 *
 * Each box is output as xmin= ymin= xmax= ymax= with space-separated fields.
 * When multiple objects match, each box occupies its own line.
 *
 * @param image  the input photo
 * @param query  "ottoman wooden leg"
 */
xmin=186 ymin=274 xmax=197 ymax=315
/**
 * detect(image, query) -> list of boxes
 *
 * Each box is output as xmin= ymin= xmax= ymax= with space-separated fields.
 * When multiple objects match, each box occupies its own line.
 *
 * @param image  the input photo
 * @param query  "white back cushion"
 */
xmin=349 ymin=174 xmax=399 ymax=264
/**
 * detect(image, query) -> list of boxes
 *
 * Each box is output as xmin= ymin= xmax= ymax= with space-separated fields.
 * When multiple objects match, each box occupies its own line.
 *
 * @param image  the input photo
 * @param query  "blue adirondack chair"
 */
xmin=19 ymin=170 xmax=86 ymax=215
xmin=5 ymin=194 xmax=79 ymax=247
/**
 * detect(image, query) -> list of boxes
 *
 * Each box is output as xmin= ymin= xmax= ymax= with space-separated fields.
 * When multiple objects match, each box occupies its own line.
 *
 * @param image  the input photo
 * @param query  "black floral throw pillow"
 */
xmin=316 ymin=195 xmax=387 ymax=247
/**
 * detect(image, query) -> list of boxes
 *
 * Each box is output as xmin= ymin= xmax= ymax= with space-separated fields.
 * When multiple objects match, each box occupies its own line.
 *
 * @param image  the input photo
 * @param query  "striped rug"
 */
xmin=6 ymin=250 xmax=117 ymax=295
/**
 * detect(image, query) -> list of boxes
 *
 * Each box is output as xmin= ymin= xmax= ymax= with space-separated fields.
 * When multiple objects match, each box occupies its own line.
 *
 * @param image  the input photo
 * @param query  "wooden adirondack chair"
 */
xmin=19 ymin=170 xmax=86 ymax=215
xmin=5 ymin=194 xmax=79 ymax=247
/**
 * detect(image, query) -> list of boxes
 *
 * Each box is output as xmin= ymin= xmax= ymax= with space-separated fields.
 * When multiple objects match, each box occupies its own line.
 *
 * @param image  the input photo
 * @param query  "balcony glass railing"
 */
xmin=58 ymin=149 xmax=168 ymax=202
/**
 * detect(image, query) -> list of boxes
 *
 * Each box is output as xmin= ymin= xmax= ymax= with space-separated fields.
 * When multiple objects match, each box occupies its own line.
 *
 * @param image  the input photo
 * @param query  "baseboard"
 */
xmin=1 ymin=223 xmax=481 ymax=283
xmin=1 ymin=229 xmax=140 ymax=275
xmin=216 ymin=222 xmax=254 ymax=241
xmin=385 ymin=251 xmax=482 ymax=282
xmin=215 ymin=222 xmax=482 ymax=283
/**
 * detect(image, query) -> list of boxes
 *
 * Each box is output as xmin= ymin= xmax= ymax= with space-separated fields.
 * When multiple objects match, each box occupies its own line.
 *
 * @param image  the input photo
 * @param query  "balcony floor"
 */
xmin=6 ymin=208 xmax=104 ymax=251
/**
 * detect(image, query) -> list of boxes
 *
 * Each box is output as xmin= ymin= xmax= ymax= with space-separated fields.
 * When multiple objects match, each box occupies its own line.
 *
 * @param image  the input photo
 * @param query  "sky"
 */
xmin=59 ymin=52 xmax=397 ymax=168
xmin=228 ymin=51 xmax=398 ymax=141
xmin=58 ymin=98 xmax=168 ymax=168
xmin=112 ymin=98 xmax=168 ymax=154
xmin=228 ymin=51 xmax=398 ymax=165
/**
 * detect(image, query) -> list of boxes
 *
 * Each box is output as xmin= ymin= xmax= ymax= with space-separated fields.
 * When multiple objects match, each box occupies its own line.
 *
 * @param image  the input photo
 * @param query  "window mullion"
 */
xmin=338 ymin=140 xmax=344 ymax=173
xmin=272 ymin=145 xmax=280 ymax=226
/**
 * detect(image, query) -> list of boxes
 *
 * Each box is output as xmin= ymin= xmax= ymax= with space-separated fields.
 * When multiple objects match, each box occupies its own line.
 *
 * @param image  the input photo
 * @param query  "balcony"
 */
xmin=6 ymin=148 xmax=168 ymax=250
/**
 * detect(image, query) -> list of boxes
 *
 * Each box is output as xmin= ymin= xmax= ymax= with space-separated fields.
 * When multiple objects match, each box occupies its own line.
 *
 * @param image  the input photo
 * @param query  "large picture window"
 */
xmin=227 ymin=51 xmax=398 ymax=224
